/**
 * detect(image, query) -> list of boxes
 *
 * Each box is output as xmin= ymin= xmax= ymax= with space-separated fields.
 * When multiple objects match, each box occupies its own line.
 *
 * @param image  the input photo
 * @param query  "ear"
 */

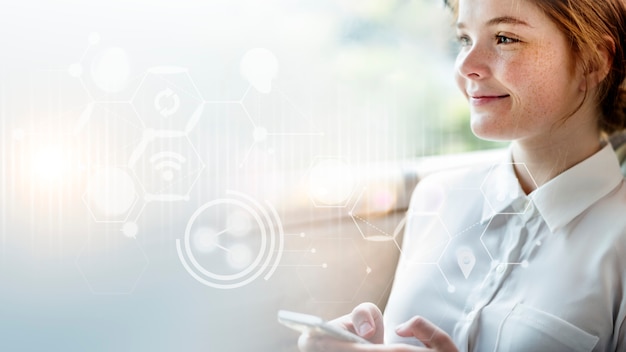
xmin=583 ymin=36 xmax=615 ymax=90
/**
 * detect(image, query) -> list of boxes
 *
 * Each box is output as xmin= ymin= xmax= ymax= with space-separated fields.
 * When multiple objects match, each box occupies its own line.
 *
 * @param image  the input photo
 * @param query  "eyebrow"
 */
xmin=457 ymin=16 xmax=533 ymax=29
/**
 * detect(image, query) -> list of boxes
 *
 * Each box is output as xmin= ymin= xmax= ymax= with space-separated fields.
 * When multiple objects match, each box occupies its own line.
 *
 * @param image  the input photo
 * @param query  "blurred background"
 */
xmin=0 ymin=0 xmax=505 ymax=350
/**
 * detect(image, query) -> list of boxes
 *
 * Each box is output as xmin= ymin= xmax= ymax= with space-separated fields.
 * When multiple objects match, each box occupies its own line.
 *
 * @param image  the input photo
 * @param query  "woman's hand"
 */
xmin=298 ymin=302 xmax=458 ymax=352
xmin=393 ymin=316 xmax=459 ymax=352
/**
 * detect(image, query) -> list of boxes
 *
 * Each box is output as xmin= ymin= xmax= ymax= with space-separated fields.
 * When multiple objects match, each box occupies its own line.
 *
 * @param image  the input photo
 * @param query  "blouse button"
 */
xmin=496 ymin=263 xmax=506 ymax=274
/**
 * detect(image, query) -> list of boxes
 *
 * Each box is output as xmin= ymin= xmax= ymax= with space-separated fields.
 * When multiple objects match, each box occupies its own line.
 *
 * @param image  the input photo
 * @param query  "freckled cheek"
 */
xmin=503 ymin=62 xmax=561 ymax=114
xmin=531 ymin=70 xmax=565 ymax=114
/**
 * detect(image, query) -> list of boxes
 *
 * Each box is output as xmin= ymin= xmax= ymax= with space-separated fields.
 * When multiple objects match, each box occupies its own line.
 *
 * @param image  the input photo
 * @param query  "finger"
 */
xmin=395 ymin=316 xmax=457 ymax=352
xmin=348 ymin=303 xmax=384 ymax=343
xmin=351 ymin=303 xmax=384 ymax=336
xmin=327 ymin=303 xmax=379 ymax=336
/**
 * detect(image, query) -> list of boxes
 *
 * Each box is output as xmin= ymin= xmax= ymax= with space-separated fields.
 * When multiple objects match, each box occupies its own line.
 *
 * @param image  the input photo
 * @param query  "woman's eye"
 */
xmin=456 ymin=35 xmax=471 ymax=47
xmin=495 ymin=35 xmax=520 ymax=45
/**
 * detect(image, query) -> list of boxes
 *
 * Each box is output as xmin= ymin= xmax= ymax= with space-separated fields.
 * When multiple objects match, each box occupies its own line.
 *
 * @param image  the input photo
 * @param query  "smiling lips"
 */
xmin=469 ymin=94 xmax=510 ymax=106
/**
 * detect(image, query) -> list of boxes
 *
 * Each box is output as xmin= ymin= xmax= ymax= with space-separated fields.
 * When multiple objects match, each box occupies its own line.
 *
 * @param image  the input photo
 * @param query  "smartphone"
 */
xmin=277 ymin=309 xmax=372 ymax=344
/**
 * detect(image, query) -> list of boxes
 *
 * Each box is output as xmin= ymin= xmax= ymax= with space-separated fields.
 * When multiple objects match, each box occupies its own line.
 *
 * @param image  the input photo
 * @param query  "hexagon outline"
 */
xmin=349 ymin=233 xmax=402 ymax=305
xmin=478 ymin=217 xmax=529 ymax=268
xmin=82 ymin=166 xmax=141 ymax=223
xmin=73 ymin=102 xmax=146 ymax=158
xmin=130 ymin=67 xmax=205 ymax=133
xmin=436 ymin=228 xmax=494 ymax=295
xmin=392 ymin=214 xmax=452 ymax=265
xmin=349 ymin=188 xmax=404 ymax=242
xmin=128 ymin=130 xmax=205 ymax=202
xmin=75 ymin=236 xmax=149 ymax=295
xmin=480 ymin=162 xmax=537 ymax=215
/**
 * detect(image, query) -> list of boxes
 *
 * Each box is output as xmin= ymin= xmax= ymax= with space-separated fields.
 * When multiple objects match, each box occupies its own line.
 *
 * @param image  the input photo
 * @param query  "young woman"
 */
xmin=299 ymin=0 xmax=626 ymax=351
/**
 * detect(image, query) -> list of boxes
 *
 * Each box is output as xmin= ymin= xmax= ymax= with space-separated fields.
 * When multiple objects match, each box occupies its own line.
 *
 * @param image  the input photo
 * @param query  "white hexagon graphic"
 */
xmin=82 ymin=166 xmax=141 ymax=223
xmin=76 ymin=232 xmax=148 ymax=294
xmin=129 ymin=130 xmax=204 ymax=202
xmin=74 ymin=102 xmax=145 ymax=166
xmin=480 ymin=162 xmax=536 ymax=215
xmin=479 ymin=214 xmax=530 ymax=266
xmin=131 ymin=67 xmax=204 ymax=132
xmin=394 ymin=214 xmax=451 ymax=265
xmin=350 ymin=186 xmax=406 ymax=242
xmin=438 ymin=228 xmax=492 ymax=294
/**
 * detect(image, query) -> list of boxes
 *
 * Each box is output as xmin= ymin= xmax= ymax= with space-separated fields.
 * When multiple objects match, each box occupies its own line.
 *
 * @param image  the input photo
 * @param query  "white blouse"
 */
xmin=384 ymin=143 xmax=626 ymax=352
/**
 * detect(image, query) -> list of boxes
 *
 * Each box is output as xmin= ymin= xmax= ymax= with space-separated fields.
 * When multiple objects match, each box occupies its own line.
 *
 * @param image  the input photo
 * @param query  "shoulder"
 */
xmin=602 ymin=180 xmax=626 ymax=248
xmin=424 ymin=163 xmax=493 ymax=188
xmin=405 ymin=165 xmax=493 ymax=227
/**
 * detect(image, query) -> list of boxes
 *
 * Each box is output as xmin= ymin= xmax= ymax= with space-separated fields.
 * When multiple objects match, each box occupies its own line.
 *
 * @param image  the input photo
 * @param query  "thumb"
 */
xmin=348 ymin=302 xmax=384 ymax=343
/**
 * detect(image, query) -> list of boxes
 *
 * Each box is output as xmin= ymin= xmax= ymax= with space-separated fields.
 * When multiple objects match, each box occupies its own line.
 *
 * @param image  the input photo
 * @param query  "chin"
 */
xmin=470 ymin=120 xmax=513 ymax=142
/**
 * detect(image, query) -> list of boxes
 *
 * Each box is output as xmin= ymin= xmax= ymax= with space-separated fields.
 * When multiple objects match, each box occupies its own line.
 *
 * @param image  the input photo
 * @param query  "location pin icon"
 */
xmin=456 ymin=248 xmax=476 ymax=279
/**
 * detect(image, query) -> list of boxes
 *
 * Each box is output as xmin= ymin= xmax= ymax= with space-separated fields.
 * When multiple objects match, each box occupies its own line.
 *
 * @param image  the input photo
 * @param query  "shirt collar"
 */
xmin=480 ymin=150 xmax=526 ymax=222
xmin=481 ymin=143 xmax=624 ymax=233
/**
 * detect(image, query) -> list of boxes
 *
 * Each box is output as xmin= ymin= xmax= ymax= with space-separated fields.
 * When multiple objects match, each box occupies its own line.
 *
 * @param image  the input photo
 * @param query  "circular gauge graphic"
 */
xmin=176 ymin=191 xmax=284 ymax=289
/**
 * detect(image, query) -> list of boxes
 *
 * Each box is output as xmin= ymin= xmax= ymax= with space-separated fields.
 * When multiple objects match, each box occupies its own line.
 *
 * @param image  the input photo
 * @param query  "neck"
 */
xmin=511 ymin=112 xmax=602 ymax=194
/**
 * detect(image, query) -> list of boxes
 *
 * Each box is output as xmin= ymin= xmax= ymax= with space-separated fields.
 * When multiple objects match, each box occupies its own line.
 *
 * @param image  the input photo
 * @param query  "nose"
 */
xmin=455 ymin=43 xmax=491 ymax=80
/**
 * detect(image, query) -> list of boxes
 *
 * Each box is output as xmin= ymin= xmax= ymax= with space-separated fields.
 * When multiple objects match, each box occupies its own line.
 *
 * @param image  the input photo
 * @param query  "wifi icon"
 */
xmin=150 ymin=151 xmax=186 ymax=181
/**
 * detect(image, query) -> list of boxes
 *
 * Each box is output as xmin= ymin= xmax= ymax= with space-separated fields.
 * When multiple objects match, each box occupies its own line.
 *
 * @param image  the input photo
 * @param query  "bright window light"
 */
xmin=31 ymin=145 xmax=72 ymax=183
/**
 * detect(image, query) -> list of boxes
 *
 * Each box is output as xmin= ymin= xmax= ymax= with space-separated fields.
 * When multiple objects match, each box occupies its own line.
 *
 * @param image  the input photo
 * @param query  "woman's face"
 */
xmin=454 ymin=0 xmax=587 ymax=142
